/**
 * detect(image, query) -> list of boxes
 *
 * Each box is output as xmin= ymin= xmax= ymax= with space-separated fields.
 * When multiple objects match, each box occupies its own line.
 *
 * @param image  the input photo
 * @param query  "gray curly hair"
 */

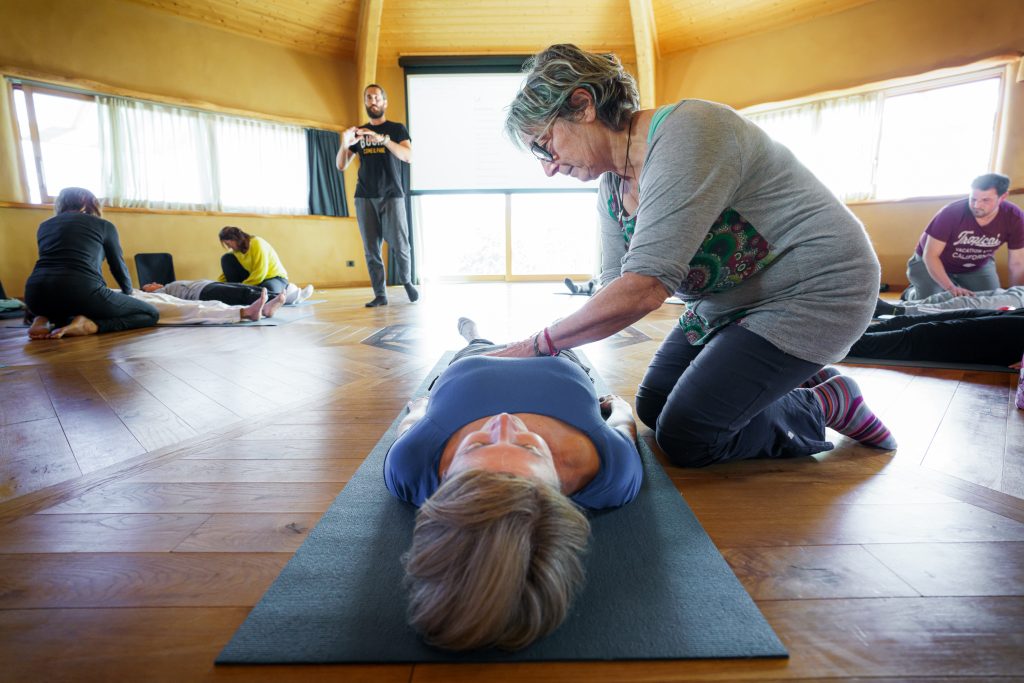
xmin=403 ymin=468 xmax=591 ymax=651
xmin=505 ymin=43 xmax=639 ymax=149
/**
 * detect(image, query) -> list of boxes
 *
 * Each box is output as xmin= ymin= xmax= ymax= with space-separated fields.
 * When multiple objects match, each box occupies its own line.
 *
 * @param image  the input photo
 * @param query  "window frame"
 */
xmin=8 ymin=78 xmax=313 ymax=215
xmin=400 ymin=57 xmax=600 ymax=282
xmin=741 ymin=64 xmax=1008 ymax=203
xmin=15 ymin=83 xmax=101 ymax=204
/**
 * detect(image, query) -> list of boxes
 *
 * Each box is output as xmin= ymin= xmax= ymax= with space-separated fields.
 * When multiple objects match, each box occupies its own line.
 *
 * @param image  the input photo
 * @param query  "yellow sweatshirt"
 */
xmin=218 ymin=236 xmax=288 ymax=286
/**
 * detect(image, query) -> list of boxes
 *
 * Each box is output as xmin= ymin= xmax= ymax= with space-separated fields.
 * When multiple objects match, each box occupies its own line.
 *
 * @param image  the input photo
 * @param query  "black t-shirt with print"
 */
xmin=348 ymin=121 xmax=411 ymax=199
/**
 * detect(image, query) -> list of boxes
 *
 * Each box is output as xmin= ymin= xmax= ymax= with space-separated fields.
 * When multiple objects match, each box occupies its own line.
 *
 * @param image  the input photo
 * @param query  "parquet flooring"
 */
xmin=0 ymin=283 xmax=1022 ymax=681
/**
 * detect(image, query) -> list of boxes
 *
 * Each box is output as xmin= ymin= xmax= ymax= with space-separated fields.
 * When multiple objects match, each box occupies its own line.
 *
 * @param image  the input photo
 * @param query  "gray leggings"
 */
xmin=906 ymin=252 xmax=1000 ymax=299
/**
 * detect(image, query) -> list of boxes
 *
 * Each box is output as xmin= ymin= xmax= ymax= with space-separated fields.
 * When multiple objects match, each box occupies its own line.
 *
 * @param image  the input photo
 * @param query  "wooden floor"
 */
xmin=1 ymin=283 xmax=1022 ymax=682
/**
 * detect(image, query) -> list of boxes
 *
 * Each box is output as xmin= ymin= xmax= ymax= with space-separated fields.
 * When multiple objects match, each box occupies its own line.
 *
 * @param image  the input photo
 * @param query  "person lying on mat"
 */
xmin=142 ymin=279 xmax=314 ymax=307
xmin=874 ymin=285 xmax=1024 ymax=317
xmin=131 ymin=286 xmax=285 ymax=324
xmin=384 ymin=317 xmax=642 ymax=652
xmin=217 ymin=226 xmax=289 ymax=295
xmin=851 ymin=308 xmax=1023 ymax=368
xmin=564 ymin=277 xmax=599 ymax=295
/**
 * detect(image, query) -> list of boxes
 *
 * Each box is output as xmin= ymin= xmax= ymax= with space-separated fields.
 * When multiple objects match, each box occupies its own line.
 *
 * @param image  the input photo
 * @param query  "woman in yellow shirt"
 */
xmin=218 ymin=226 xmax=289 ymax=295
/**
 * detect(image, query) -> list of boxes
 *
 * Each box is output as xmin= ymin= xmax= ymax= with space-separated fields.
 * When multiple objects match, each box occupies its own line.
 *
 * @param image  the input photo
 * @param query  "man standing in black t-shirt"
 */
xmin=336 ymin=84 xmax=418 ymax=307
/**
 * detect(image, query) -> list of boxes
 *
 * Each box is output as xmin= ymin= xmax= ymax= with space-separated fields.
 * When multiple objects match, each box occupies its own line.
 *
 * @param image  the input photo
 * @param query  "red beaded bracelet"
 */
xmin=543 ymin=327 xmax=558 ymax=356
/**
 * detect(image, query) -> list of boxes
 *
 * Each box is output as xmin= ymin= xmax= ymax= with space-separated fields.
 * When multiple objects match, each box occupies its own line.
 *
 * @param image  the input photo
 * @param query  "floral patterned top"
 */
xmin=607 ymin=175 xmax=777 ymax=344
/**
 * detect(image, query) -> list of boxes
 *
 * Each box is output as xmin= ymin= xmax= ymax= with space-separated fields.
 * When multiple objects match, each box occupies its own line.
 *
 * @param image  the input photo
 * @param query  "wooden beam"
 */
xmin=628 ymin=0 xmax=658 ymax=108
xmin=355 ymin=0 xmax=384 ymax=117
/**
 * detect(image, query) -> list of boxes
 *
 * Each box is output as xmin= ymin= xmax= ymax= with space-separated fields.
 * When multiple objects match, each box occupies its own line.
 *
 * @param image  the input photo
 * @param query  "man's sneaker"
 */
xmin=404 ymin=283 xmax=420 ymax=302
xmin=365 ymin=296 xmax=388 ymax=307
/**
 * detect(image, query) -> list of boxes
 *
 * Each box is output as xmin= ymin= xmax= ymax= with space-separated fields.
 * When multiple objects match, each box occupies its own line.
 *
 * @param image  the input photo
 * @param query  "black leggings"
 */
xmin=220 ymin=254 xmax=288 ymax=295
xmin=25 ymin=275 xmax=158 ymax=333
xmin=198 ymin=282 xmax=265 ymax=306
xmin=850 ymin=309 xmax=1024 ymax=366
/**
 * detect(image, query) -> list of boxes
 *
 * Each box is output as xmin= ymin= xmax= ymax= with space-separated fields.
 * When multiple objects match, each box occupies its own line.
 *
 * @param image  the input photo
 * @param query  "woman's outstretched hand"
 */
xmin=486 ymin=337 xmax=537 ymax=358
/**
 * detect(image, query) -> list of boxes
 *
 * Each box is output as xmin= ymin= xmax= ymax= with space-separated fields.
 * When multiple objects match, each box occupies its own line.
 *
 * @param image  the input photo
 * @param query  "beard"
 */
xmin=365 ymin=104 xmax=384 ymax=119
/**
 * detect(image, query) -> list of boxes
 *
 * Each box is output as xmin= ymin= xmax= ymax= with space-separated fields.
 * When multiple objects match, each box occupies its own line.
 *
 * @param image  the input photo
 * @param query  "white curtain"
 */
xmin=98 ymin=96 xmax=307 ymax=213
xmin=747 ymin=93 xmax=880 ymax=202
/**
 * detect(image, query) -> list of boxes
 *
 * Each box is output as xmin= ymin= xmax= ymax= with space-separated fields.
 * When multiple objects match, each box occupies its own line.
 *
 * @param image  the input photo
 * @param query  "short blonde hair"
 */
xmin=403 ymin=469 xmax=590 ymax=651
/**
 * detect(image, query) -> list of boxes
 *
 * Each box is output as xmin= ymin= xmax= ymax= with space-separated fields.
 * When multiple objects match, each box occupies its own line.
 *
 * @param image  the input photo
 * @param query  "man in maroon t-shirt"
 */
xmin=905 ymin=173 xmax=1024 ymax=299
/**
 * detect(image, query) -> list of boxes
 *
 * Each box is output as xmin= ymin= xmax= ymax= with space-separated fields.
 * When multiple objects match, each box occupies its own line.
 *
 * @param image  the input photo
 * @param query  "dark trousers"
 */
xmin=452 ymin=340 xmax=587 ymax=373
xmin=430 ymin=340 xmax=590 ymax=392
xmin=198 ymin=282 xmax=265 ymax=306
xmin=220 ymin=254 xmax=288 ymax=295
xmin=851 ymin=309 xmax=1024 ymax=366
xmin=25 ymin=275 xmax=158 ymax=333
xmin=635 ymin=324 xmax=830 ymax=467
xmin=355 ymin=197 xmax=412 ymax=297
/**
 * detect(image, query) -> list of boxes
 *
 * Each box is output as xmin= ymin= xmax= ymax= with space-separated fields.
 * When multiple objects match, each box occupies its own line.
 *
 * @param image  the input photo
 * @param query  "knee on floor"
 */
xmin=653 ymin=424 xmax=725 ymax=469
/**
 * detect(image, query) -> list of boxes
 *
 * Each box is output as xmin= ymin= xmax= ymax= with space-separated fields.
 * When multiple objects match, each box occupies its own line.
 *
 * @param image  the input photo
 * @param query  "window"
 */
xmin=11 ymin=81 xmax=309 ymax=214
xmin=13 ymin=86 xmax=101 ymax=204
xmin=405 ymin=68 xmax=598 ymax=281
xmin=743 ymin=67 xmax=1004 ymax=202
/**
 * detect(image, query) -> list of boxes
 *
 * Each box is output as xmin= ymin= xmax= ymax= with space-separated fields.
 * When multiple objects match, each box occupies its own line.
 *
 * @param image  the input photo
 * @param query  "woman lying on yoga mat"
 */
xmin=141 ymin=279 xmax=314 ymax=307
xmin=384 ymin=318 xmax=642 ymax=652
xmin=851 ymin=308 xmax=1024 ymax=368
xmin=131 ymin=286 xmax=286 ymax=324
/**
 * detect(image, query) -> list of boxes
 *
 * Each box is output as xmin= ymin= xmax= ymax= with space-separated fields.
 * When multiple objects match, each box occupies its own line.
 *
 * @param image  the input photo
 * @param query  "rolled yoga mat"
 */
xmin=217 ymin=353 xmax=788 ymax=664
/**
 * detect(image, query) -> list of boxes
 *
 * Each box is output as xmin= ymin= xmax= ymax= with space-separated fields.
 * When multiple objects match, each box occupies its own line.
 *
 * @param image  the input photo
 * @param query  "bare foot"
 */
xmin=242 ymin=289 xmax=268 ymax=321
xmin=48 ymin=315 xmax=98 ymax=339
xmin=262 ymin=291 xmax=287 ymax=318
xmin=28 ymin=316 xmax=52 ymax=340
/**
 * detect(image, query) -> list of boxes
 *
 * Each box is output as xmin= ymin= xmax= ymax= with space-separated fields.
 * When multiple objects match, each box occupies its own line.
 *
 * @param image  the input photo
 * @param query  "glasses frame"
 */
xmin=530 ymin=140 xmax=553 ymax=163
xmin=528 ymin=116 xmax=558 ymax=163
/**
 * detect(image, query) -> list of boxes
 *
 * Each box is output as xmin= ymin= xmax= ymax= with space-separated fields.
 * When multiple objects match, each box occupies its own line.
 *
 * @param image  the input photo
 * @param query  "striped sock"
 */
xmin=812 ymin=376 xmax=897 ymax=450
xmin=800 ymin=366 xmax=842 ymax=388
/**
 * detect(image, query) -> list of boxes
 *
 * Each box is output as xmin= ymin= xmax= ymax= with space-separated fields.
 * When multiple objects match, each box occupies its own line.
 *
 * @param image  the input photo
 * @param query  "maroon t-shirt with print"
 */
xmin=914 ymin=198 xmax=1024 ymax=273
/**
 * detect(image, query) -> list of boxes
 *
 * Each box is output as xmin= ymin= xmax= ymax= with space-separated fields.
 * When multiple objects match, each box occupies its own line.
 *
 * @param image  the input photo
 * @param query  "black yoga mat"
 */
xmin=217 ymin=354 xmax=787 ymax=664
xmin=842 ymin=355 xmax=1018 ymax=374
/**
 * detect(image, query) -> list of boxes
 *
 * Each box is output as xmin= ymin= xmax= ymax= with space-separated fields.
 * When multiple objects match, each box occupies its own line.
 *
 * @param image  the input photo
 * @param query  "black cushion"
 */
xmin=134 ymin=253 xmax=176 ymax=287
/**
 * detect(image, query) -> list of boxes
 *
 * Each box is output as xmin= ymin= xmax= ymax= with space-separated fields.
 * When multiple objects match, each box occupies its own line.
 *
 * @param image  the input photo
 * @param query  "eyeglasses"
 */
xmin=529 ymin=117 xmax=557 ymax=163
xmin=530 ymin=139 xmax=554 ymax=163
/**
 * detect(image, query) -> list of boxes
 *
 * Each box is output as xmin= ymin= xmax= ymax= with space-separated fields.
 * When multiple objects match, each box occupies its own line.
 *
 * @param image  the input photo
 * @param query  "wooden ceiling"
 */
xmin=124 ymin=0 xmax=876 ymax=61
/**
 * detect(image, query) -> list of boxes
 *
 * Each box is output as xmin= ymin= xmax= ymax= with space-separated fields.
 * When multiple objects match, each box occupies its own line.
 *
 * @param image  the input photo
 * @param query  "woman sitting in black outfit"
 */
xmin=25 ymin=187 xmax=159 ymax=340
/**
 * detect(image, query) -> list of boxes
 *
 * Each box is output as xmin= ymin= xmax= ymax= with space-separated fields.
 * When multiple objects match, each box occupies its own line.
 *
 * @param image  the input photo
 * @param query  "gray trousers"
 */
xmin=355 ymin=197 xmax=412 ymax=297
xmin=905 ymin=252 xmax=1000 ymax=299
